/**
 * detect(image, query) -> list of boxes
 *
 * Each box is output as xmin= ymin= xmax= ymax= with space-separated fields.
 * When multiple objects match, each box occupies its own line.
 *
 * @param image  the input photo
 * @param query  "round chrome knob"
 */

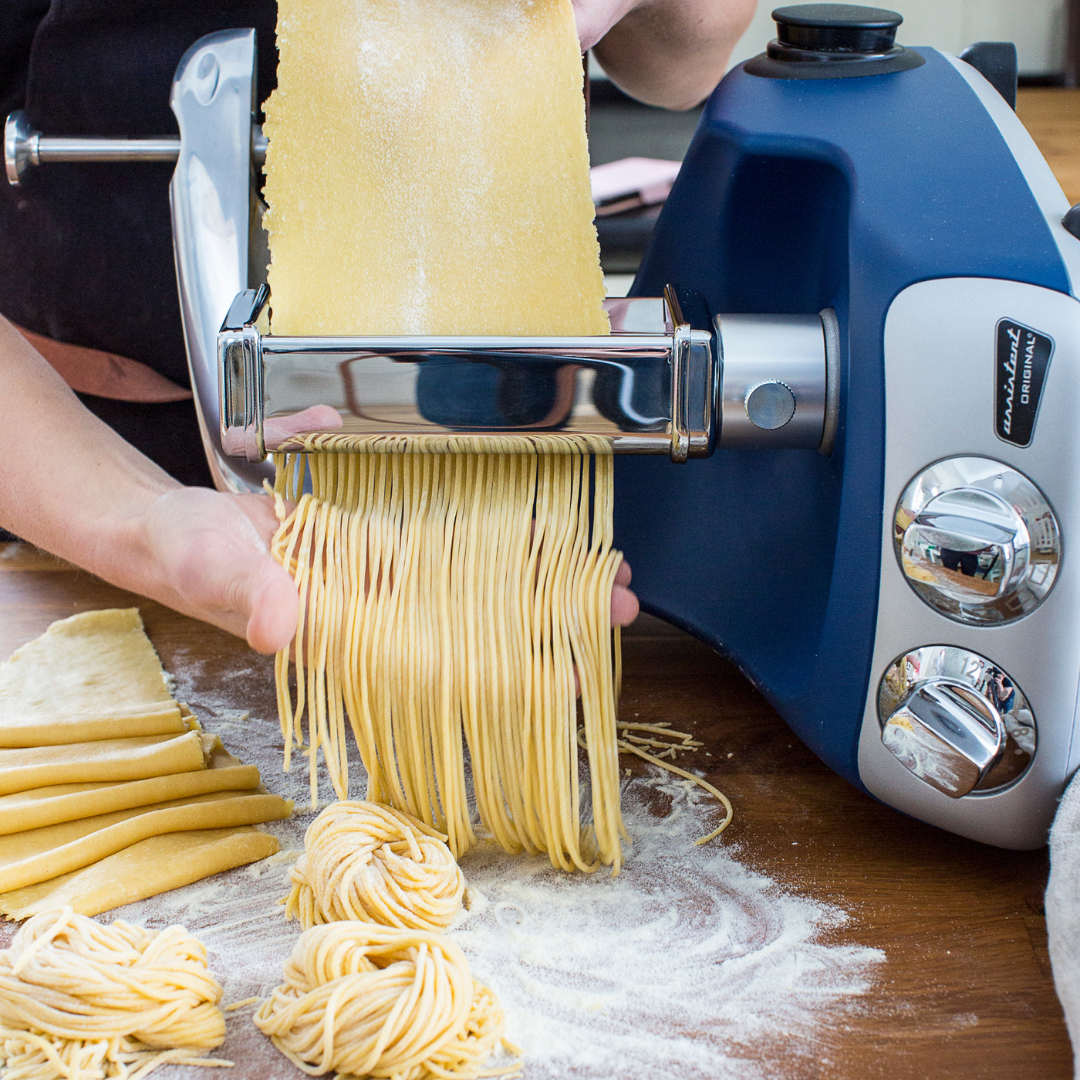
xmin=894 ymin=457 xmax=1060 ymax=625
xmin=744 ymin=380 xmax=796 ymax=429
xmin=878 ymin=646 xmax=1035 ymax=797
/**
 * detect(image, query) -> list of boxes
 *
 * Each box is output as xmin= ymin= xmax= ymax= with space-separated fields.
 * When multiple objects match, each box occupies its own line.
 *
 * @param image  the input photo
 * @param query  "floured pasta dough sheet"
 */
xmin=0 ymin=827 xmax=280 ymax=919
xmin=263 ymin=0 xmax=608 ymax=337
xmin=0 ymin=730 xmax=211 ymax=795
xmin=0 ymin=789 xmax=291 ymax=892
xmin=0 ymin=608 xmax=187 ymax=746
xmin=0 ymin=743 xmax=261 ymax=835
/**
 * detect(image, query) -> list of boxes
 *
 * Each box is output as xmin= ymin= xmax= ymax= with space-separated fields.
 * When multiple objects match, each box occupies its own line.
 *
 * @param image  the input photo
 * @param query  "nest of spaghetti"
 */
xmin=0 ymin=906 xmax=230 ymax=1080
xmin=254 ymin=921 xmax=515 ymax=1080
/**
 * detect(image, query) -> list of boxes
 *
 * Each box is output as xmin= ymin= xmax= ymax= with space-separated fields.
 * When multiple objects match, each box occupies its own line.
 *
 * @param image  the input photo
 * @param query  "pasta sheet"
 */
xmin=263 ymin=0 xmax=607 ymax=338
xmin=0 ymin=789 xmax=292 ymax=892
xmin=0 ymin=827 xmax=281 ymax=919
xmin=0 ymin=742 xmax=260 ymax=835
xmin=0 ymin=608 xmax=186 ymax=747
xmin=0 ymin=730 xmax=211 ymax=796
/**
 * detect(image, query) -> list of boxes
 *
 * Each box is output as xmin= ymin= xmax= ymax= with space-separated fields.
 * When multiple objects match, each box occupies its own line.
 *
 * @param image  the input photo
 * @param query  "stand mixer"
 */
xmin=7 ymin=4 xmax=1079 ymax=849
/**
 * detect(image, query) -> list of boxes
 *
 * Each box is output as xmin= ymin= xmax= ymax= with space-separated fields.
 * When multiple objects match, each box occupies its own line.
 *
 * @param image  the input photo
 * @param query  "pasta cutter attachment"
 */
xmin=4 ymin=27 xmax=835 ymax=492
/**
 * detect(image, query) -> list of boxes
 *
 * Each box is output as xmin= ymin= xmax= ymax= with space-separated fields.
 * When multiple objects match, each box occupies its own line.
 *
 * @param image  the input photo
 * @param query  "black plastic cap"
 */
xmin=773 ymin=4 xmax=903 ymax=28
xmin=772 ymin=4 xmax=903 ymax=56
xmin=960 ymin=41 xmax=1018 ymax=110
xmin=1062 ymin=204 xmax=1080 ymax=242
xmin=745 ymin=2 xmax=922 ymax=79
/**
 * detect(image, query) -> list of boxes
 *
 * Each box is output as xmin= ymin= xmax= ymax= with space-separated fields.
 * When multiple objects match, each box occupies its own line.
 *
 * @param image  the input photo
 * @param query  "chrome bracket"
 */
xmin=218 ymin=286 xmax=717 ymax=463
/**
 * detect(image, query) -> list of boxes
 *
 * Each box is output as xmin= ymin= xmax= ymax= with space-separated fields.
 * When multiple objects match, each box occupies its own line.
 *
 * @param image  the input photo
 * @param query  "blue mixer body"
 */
xmin=618 ymin=48 xmax=1072 ymax=794
xmin=148 ymin=23 xmax=1080 ymax=848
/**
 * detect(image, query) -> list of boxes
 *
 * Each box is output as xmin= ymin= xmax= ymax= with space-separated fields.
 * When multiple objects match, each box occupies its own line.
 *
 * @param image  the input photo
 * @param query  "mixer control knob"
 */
xmin=746 ymin=5 xmax=924 ymax=78
xmin=881 ymin=680 xmax=1002 ymax=798
xmin=894 ymin=457 xmax=1060 ymax=625
xmin=771 ymin=4 xmax=903 ymax=57
xmin=877 ymin=646 xmax=1035 ymax=798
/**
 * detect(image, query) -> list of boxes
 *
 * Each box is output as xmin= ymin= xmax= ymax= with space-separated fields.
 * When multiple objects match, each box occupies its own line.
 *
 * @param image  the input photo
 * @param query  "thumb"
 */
xmin=244 ymin=557 xmax=299 ymax=654
xmin=168 ymin=532 xmax=298 ymax=654
xmin=139 ymin=488 xmax=299 ymax=653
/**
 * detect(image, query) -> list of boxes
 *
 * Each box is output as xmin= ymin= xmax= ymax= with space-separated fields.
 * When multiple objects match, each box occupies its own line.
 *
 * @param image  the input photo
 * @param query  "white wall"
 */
xmin=728 ymin=0 xmax=1067 ymax=76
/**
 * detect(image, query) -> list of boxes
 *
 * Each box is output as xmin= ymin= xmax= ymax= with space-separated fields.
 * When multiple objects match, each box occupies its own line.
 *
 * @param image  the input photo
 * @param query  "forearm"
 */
xmin=0 ymin=315 xmax=296 ymax=652
xmin=591 ymin=0 xmax=757 ymax=110
xmin=0 ymin=315 xmax=177 ymax=585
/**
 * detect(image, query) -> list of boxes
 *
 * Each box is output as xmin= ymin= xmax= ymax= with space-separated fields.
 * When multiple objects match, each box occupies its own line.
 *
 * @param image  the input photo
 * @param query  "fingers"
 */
xmin=141 ymin=488 xmax=298 ymax=654
xmin=572 ymin=0 xmax=639 ymax=51
xmin=610 ymin=556 xmax=637 ymax=626
xmin=611 ymin=583 xmax=639 ymax=627
xmin=166 ymin=527 xmax=295 ymax=653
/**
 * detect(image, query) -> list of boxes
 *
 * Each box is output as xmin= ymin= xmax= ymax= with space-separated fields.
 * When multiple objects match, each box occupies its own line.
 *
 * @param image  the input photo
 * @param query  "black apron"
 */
xmin=0 ymin=0 xmax=277 ymax=486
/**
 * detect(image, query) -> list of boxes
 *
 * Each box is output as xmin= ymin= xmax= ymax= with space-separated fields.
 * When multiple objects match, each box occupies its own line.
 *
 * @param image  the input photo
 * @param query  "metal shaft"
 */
xmin=4 ymin=110 xmax=266 ymax=186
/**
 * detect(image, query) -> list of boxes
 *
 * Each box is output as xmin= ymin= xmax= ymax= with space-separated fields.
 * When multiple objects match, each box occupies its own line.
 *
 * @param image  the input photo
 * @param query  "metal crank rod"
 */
xmin=4 ymin=110 xmax=267 ymax=185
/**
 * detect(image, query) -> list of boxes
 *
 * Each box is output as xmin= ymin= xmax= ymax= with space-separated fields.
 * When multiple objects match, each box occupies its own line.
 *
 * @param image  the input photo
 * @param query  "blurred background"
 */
xmin=590 ymin=0 xmax=1078 ymax=284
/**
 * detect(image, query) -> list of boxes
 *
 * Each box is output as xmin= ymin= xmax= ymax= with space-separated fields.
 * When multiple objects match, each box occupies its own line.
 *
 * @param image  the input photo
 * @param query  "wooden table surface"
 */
xmin=1018 ymin=88 xmax=1080 ymax=204
xmin=0 ymin=542 xmax=1070 ymax=1079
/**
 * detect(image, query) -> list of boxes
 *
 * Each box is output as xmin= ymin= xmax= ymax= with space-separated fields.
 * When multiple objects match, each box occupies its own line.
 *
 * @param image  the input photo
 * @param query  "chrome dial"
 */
xmin=878 ymin=645 xmax=1035 ymax=797
xmin=894 ymin=457 xmax=1060 ymax=625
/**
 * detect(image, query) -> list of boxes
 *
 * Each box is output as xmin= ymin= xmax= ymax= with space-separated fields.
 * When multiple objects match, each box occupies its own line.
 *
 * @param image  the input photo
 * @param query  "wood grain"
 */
xmin=0 ymin=545 xmax=1069 ymax=1078
xmin=1018 ymin=88 xmax=1080 ymax=204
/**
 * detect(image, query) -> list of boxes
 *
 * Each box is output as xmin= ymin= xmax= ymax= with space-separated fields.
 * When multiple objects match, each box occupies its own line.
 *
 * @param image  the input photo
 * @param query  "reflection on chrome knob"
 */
xmin=894 ymin=457 xmax=1060 ymax=625
xmin=881 ymin=681 xmax=1002 ymax=797
xmin=878 ymin=645 xmax=1035 ymax=797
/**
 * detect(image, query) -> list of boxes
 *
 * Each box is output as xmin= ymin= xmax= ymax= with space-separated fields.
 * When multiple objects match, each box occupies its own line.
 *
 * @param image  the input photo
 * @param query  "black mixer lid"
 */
xmin=745 ymin=3 xmax=925 ymax=80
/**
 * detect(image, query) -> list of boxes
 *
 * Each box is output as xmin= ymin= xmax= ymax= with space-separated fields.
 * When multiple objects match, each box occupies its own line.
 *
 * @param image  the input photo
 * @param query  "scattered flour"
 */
xmin=60 ymin=649 xmax=884 ymax=1079
xmin=452 ymin=776 xmax=884 ymax=1079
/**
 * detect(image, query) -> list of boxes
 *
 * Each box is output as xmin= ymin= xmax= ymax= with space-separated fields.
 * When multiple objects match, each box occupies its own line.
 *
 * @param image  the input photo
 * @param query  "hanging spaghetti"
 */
xmin=262 ymin=0 xmax=626 ymax=872
xmin=271 ymin=437 xmax=627 ymax=873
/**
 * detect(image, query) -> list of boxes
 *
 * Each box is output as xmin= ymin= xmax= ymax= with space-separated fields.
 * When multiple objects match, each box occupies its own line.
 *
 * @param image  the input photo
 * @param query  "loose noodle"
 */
xmin=271 ymin=436 xmax=627 ymax=873
xmin=284 ymin=800 xmax=464 ymax=932
xmin=579 ymin=723 xmax=734 ymax=845
xmin=253 ymin=922 xmax=511 ymax=1080
xmin=0 ymin=907 xmax=230 ymax=1080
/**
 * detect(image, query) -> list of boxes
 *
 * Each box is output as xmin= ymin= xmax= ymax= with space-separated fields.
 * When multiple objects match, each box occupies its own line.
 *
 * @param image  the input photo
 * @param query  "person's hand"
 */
xmin=136 ymin=487 xmax=298 ymax=655
xmin=136 ymin=486 xmax=639 ymax=656
xmin=611 ymin=557 xmax=639 ymax=626
xmin=573 ymin=0 xmax=640 ymax=51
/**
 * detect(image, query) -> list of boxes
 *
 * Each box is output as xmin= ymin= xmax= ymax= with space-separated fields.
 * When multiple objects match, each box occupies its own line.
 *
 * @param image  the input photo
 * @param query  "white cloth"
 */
xmin=1047 ymin=773 xmax=1080 ymax=1077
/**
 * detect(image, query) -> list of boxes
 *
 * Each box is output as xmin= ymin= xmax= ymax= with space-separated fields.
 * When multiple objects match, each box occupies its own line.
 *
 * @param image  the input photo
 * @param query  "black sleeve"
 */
xmin=0 ymin=0 xmax=50 ymax=117
xmin=0 ymin=1 xmax=276 ymax=385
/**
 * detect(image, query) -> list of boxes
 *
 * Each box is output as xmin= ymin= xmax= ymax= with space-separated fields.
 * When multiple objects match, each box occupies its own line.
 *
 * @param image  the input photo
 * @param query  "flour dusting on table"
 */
xmin=84 ymin=649 xmax=885 ymax=1079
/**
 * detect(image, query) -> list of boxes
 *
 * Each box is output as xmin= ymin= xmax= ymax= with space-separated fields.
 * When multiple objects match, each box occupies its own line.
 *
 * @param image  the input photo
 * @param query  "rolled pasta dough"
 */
xmin=264 ymin=0 xmax=607 ymax=338
xmin=0 ymin=730 xmax=210 ymax=796
xmin=0 ymin=827 xmax=281 ymax=919
xmin=0 ymin=609 xmax=186 ymax=747
xmin=0 ymin=743 xmax=260 ymax=835
xmin=0 ymin=789 xmax=292 ymax=892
